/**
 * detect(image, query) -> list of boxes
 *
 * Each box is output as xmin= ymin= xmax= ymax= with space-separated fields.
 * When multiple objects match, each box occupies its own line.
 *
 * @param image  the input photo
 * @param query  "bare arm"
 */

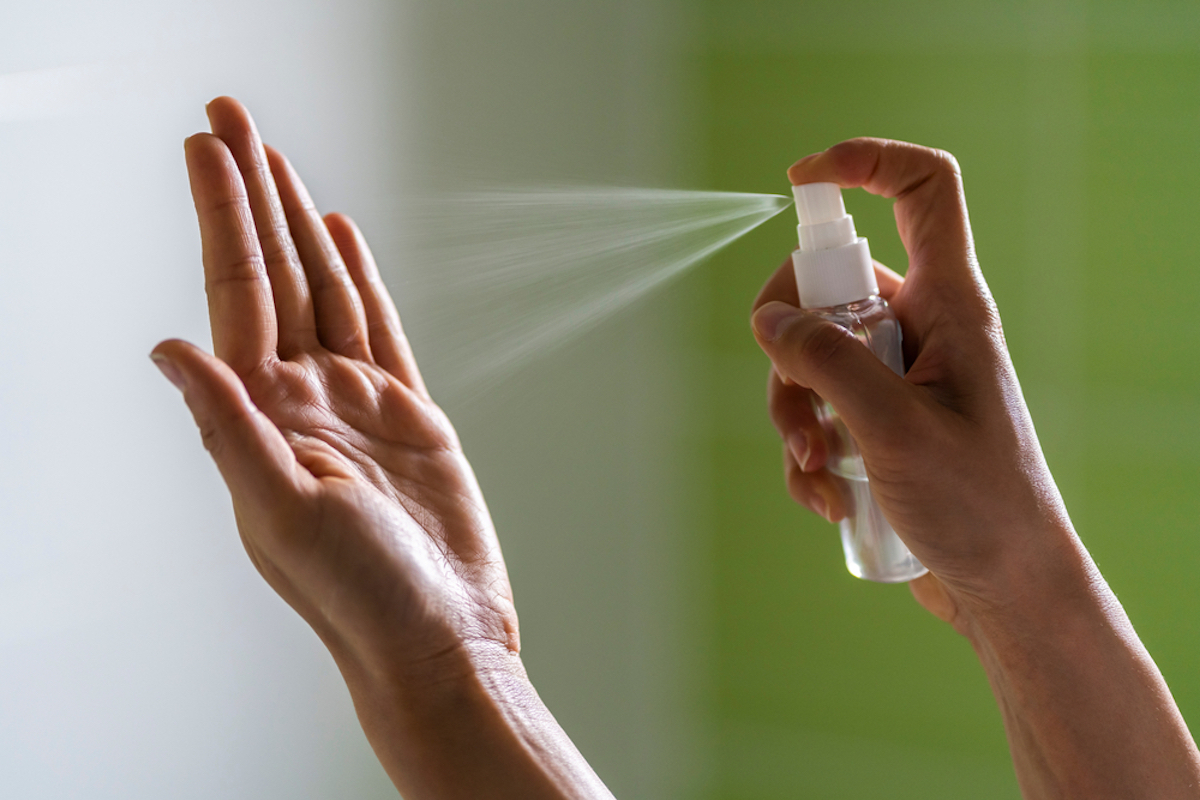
xmin=151 ymin=97 xmax=613 ymax=800
xmin=752 ymin=137 xmax=1200 ymax=798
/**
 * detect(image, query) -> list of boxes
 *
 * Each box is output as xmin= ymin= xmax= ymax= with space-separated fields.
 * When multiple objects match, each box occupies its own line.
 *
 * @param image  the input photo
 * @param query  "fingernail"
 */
xmin=151 ymin=354 xmax=187 ymax=392
xmin=788 ymin=432 xmax=811 ymax=471
xmin=753 ymin=302 xmax=802 ymax=341
xmin=810 ymin=492 xmax=829 ymax=523
xmin=788 ymin=152 xmax=823 ymax=183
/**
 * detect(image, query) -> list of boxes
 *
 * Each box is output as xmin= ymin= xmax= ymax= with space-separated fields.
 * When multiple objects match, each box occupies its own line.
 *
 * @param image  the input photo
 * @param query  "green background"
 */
xmin=692 ymin=1 xmax=1200 ymax=796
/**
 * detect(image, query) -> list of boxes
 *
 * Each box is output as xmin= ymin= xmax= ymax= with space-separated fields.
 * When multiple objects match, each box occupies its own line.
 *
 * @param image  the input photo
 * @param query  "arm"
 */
xmin=752 ymin=138 xmax=1200 ymax=798
xmin=151 ymin=97 xmax=613 ymax=800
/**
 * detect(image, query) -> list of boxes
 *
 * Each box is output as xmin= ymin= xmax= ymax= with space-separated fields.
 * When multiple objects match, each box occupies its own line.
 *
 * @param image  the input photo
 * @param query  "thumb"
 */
xmin=751 ymin=301 xmax=917 ymax=443
xmin=150 ymin=339 xmax=305 ymax=506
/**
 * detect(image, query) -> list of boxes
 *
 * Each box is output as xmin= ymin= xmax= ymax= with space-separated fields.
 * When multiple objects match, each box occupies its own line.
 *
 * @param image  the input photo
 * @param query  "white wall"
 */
xmin=1 ymin=1 xmax=704 ymax=798
xmin=0 ymin=2 xmax=406 ymax=797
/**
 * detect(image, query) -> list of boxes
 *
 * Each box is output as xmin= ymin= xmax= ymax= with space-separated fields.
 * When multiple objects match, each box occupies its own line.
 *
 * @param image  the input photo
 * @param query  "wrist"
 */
xmin=947 ymin=521 xmax=1200 ymax=797
xmin=949 ymin=516 xmax=1112 ymax=652
xmin=335 ymin=639 xmax=611 ymax=800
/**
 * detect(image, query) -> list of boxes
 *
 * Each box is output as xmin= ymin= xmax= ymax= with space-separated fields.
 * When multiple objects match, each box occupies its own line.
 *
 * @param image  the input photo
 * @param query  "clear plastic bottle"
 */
xmin=790 ymin=183 xmax=927 ymax=583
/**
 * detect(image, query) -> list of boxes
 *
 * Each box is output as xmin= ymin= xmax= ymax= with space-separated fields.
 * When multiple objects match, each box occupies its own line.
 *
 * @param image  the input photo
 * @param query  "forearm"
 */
xmin=337 ymin=644 xmax=615 ymax=800
xmin=964 ymin=530 xmax=1200 ymax=799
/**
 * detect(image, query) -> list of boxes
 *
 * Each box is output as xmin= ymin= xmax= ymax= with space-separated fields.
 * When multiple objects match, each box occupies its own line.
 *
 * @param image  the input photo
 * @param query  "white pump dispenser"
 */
xmin=791 ymin=182 xmax=878 ymax=308
xmin=790 ymin=183 xmax=927 ymax=583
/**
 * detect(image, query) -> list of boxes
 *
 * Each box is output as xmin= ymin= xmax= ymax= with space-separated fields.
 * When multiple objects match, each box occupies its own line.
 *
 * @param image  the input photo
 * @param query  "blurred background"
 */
xmin=2 ymin=0 xmax=1199 ymax=797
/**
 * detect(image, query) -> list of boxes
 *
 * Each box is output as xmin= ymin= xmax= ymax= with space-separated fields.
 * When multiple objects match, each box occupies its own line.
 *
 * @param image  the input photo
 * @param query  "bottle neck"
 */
xmin=791 ymin=237 xmax=878 ymax=309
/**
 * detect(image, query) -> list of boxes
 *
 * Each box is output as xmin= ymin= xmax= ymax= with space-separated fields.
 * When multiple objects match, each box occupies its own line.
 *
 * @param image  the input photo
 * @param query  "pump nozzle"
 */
xmin=793 ymin=182 xmax=846 ymax=225
xmin=793 ymin=182 xmax=858 ymax=252
xmin=790 ymin=182 xmax=877 ymax=308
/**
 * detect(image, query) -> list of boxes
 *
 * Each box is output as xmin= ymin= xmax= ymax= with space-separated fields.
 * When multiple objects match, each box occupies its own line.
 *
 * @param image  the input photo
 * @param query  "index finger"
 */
xmin=185 ymin=133 xmax=277 ymax=374
xmin=788 ymin=138 xmax=976 ymax=291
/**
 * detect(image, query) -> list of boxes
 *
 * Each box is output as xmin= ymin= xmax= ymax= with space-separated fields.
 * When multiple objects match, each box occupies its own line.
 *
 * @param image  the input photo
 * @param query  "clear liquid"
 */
xmin=809 ymin=296 xmax=927 ymax=583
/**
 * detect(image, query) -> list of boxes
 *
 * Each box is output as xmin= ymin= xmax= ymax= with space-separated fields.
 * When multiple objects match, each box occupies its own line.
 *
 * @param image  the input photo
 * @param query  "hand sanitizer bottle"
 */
xmin=791 ymin=182 xmax=927 ymax=583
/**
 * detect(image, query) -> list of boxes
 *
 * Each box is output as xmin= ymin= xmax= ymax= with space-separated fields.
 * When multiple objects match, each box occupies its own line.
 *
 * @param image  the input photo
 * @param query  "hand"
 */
xmin=152 ymin=98 xmax=610 ymax=800
xmin=752 ymin=138 xmax=1076 ymax=625
xmin=751 ymin=139 xmax=1200 ymax=798
xmin=153 ymin=95 xmax=516 ymax=679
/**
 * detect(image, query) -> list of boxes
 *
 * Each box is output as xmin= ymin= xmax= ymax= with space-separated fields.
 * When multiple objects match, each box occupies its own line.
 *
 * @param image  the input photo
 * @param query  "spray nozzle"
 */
xmin=792 ymin=182 xmax=858 ymax=252
xmin=789 ymin=182 xmax=877 ymax=308
xmin=793 ymin=182 xmax=845 ymax=225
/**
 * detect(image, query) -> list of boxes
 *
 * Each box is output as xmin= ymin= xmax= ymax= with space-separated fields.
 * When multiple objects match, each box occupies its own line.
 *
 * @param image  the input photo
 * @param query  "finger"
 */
xmin=768 ymin=367 xmax=828 ymax=473
xmin=909 ymin=573 xmax=959 ymax=624
xmin=325 ymin=212 xmax=429 ymax=395
xmin=185 ymin=133 xmax=277 ymax=374
xmin=788 ymin=138 xmax=976 ymax=293
xmin=150 ymin=340 xmax=314 ymax=517
xmin=784 ymin=444 xmax=845 ymax=523
xmin=206 ymin=96 xmax=317 ymax=357
xmin=753 ymin=301 xmax=918 ymax=443
xmin=265 ymin=146 xmax=372 ymax=360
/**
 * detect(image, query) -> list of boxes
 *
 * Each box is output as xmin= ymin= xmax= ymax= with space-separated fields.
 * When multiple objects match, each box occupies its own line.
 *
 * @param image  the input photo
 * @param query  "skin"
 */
xmin=752 ymin=137 xmax=1200 ymax=798
xmin=151 ymin=97 xmax=613 ymax=800
xmin=152 ymin=97 xmax=1200 ymax=797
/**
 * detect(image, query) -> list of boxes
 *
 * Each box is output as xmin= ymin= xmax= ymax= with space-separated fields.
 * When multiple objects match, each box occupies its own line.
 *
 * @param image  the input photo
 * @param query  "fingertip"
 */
xmin=786 ymin=151 xmax=825 ymax=185
xmin=787 ymin=431 xmax=812 ymax=472
xmin=323 ymin=211 xmax=354 ymax=231
xmin=909 ymin=573 xmax=959 ymax=626
xmin=325 ymin=213 xmax=375 ymax=277
xmin=150 ymin=339 xmax=213 ymax=398
xmin=788 ymin=138 xmax=889 ymax=191
xmin=150 ymin=350 xmax=187 ymax=393
xmin=814 ymin=480 xmax=845 ymax=523
xmin=206 ymin=96 xmax=258 ymax=140
xmin=151 ymin=337 xmax=201 ymax=367
xmin=151 ymin=339 xmax=258 ymax=411
xmin=205 ymin=95 xmax=242 ymax=118
xmin=752 ymin=300 xmax=803 ymax=343
xmin=154 ymin=336 xmax=306 ymax=499
xmin=183 ymin=132 xmax=217 ymax=163
xmin=183 ymin=132 xmax=234 ymax=173
xmin=262 ymin=145 xmax=297 ymax=188
xmin=262 ymin=144 xmax=293 ymax=175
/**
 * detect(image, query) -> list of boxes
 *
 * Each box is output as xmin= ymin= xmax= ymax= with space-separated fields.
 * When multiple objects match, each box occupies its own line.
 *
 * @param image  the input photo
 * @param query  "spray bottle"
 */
xmin=790 ymin=182 xmax=927 ymax=583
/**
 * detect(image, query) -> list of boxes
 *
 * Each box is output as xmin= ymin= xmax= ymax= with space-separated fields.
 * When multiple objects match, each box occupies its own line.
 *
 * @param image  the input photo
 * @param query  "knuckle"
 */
xmin=784 ymin=458 xmax=808 ymax=504
xmin=199 ymin=422 xmax=223 ymax=457
xmin=204 ymin=193 xmax=250 ymax=216
xmin=258 ymin=235 xmax=295 ymax=266
xmin=927 ymin=147 xmax=963 ymax=182
xmin=205 ymin=255 xmax=265 ymax=291
xmin=797 ymin=323 xmax=853 ymax=375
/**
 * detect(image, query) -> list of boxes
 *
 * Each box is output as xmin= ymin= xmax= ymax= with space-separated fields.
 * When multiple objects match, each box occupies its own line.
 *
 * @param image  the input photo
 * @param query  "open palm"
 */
xmin=152 ymin=97 xmax=517 ymax=683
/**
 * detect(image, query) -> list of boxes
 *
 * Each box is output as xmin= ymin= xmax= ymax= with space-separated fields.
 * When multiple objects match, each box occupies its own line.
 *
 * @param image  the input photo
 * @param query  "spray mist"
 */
xmin=790 ymin=182 xmax=927 ymax=583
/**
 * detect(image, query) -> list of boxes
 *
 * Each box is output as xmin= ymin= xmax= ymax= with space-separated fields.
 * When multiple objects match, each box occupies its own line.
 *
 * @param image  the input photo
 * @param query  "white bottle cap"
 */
xmin=791 ymin=182 xmax=877 ymax=309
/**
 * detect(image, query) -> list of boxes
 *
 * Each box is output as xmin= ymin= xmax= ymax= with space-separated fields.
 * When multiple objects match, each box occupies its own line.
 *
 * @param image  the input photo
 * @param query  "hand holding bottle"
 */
xmin=753 ymin=137 xmax=1078 ymax=624
xmin=752 ymin=137 xmax=1200 ymax=797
